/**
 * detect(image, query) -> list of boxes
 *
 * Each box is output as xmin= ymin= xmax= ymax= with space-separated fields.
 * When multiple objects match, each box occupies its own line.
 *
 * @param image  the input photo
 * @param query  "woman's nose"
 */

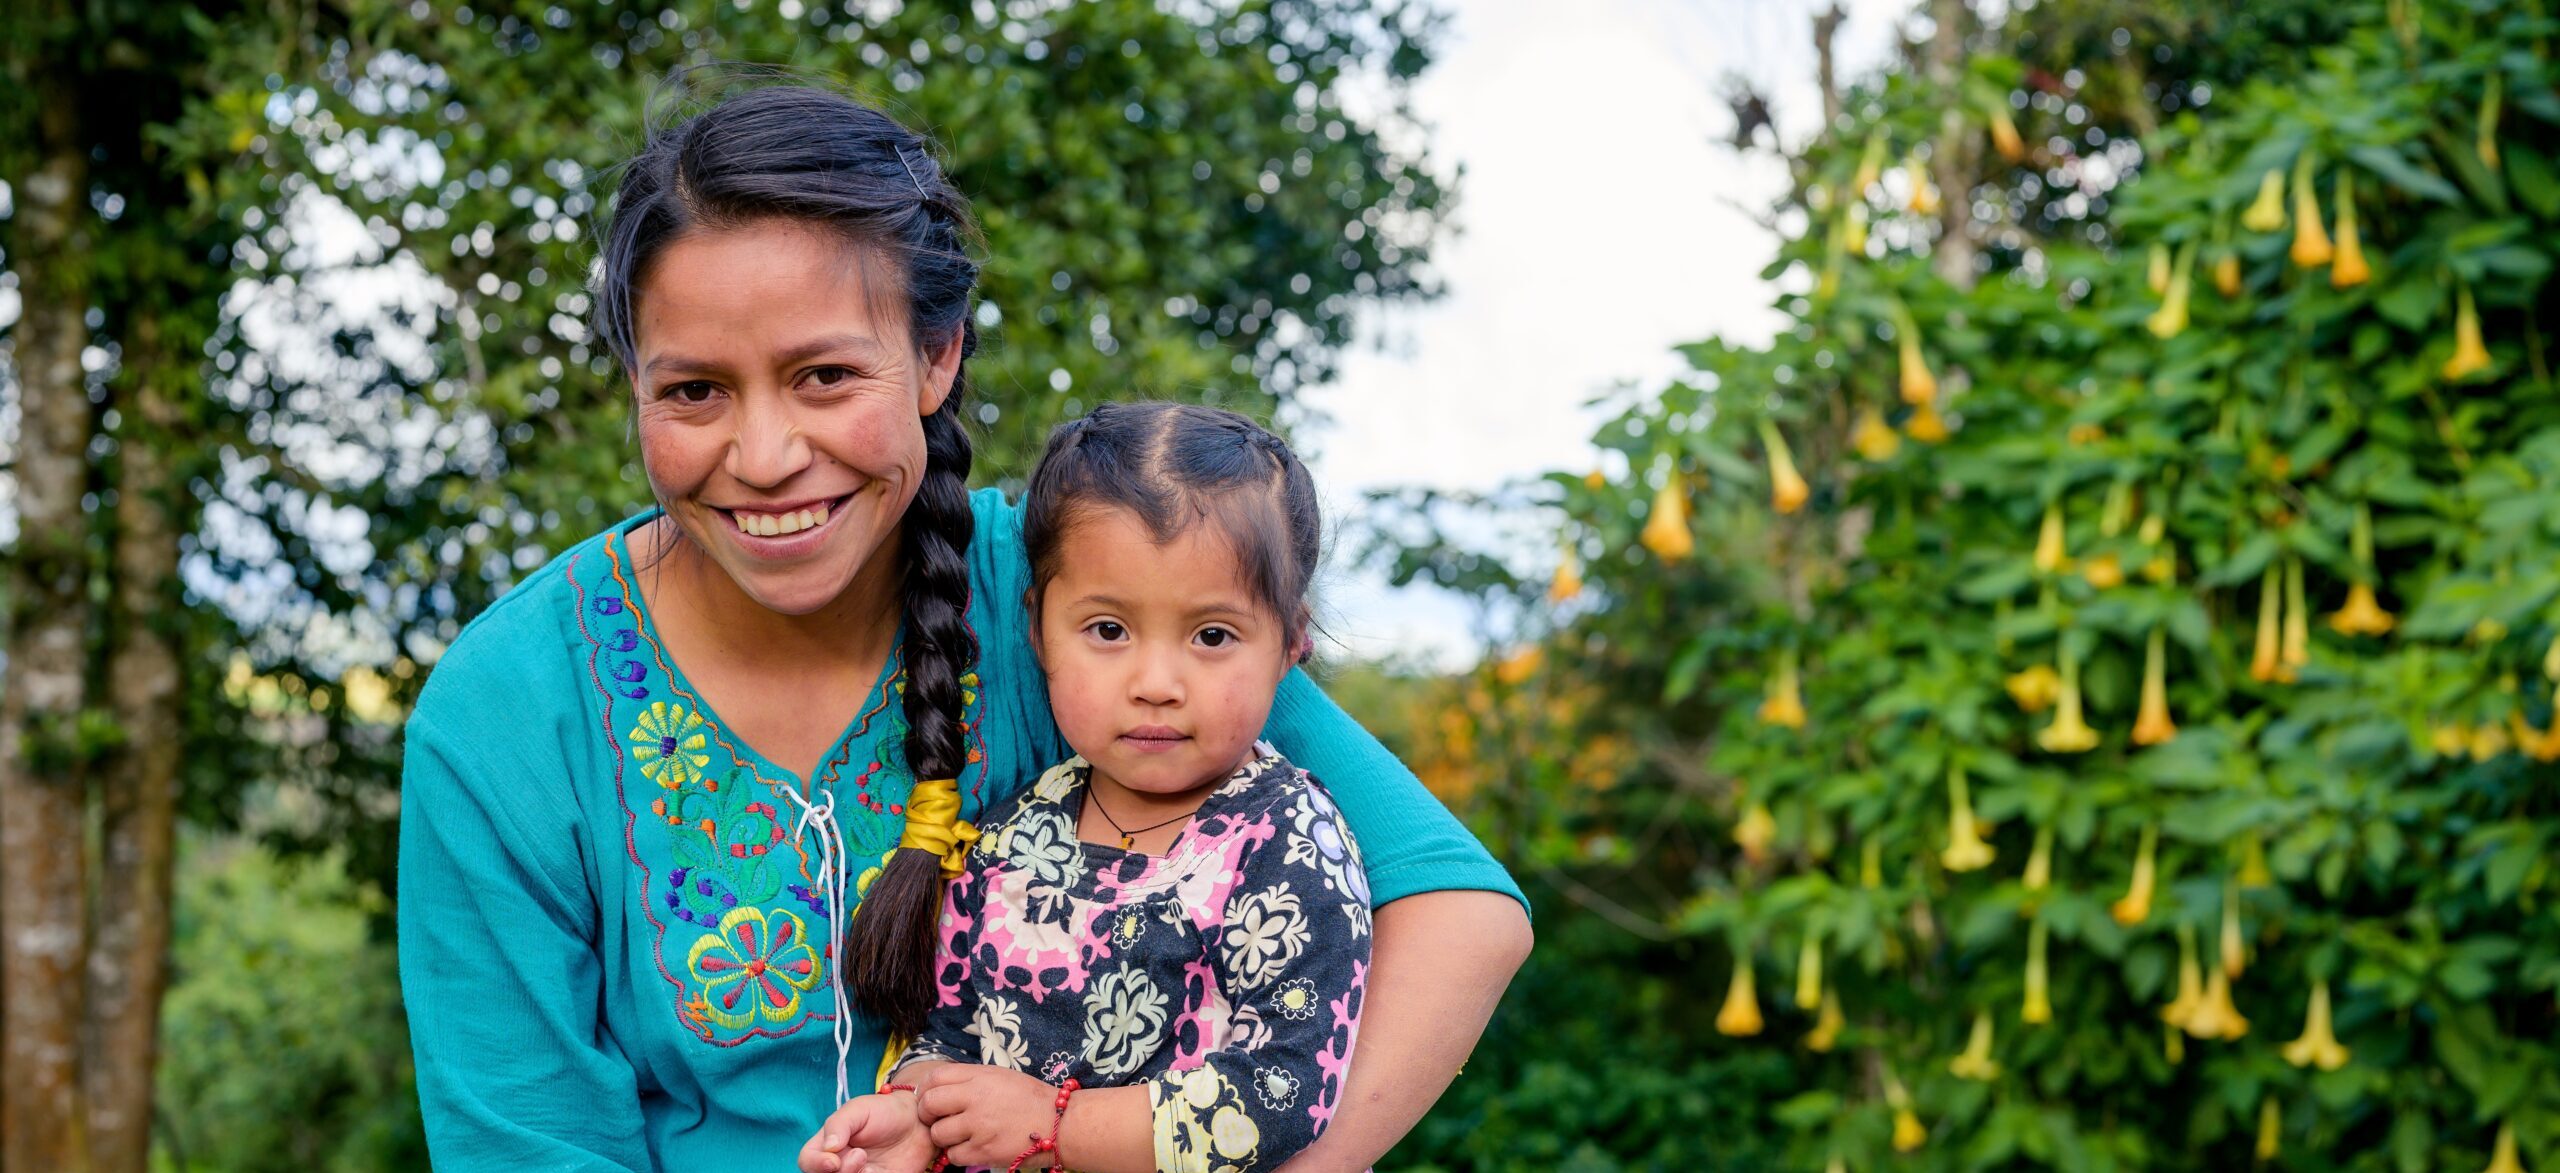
xmin=726 ymin=397 xmax=812 ymax=487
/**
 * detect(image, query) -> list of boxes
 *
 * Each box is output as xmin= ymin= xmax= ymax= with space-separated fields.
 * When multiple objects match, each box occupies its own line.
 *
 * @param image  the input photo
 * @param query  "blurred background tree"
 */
xmin=0 ymin=1 xmax=1447 ymax=1169
xmin=1370 ymin=0 xmax=2560 ymax=1169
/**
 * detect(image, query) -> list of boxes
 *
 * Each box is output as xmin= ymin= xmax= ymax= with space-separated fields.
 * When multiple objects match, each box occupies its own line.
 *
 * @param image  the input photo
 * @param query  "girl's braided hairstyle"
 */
xmin=593 ymin=74 xmax=979 ymax=1039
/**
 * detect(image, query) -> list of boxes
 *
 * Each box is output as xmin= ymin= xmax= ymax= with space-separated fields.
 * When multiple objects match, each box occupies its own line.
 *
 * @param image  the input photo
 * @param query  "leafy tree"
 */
xmin=1378 ymin=1 xmax=2560 ymax=1169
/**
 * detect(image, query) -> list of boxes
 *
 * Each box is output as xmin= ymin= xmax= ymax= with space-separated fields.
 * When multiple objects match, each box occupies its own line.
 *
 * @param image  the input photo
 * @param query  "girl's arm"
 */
xmin=1270 ymin=888 xmax=1528 ymax=1170
xmin=1038 ymin=893 xmax=1530 ymax=1173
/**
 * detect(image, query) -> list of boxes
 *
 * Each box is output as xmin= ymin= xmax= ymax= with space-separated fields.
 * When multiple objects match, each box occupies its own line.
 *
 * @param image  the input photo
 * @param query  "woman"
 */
xmin=396 ymin=82 xmax=1529 ymax=1171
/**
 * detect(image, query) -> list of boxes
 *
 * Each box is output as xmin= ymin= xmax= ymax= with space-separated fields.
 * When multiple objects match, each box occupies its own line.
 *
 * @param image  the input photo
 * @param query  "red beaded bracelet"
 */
xmin=1005 ymin=1078 xmax=1080 ymax=1173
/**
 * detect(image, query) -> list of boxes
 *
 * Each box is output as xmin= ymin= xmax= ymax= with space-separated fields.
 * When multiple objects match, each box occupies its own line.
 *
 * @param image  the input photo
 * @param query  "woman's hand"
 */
xmin=915 ymin=1064 xmax=1068 ymax=1170
xmin=799 ymin=1091 xmax=938 ymax=1173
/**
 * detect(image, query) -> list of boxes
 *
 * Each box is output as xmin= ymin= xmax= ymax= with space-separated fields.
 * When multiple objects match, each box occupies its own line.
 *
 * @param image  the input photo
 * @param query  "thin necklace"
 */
xmin=1082 ymin=786 xmax=1196 ymax=851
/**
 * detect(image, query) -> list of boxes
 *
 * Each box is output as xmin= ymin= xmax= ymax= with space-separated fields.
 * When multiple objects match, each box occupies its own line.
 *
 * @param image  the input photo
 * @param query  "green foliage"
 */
xmin=1378 ymin=2 xmax=2560 ymax=1169
xmin=153 ymin=839 xmax=424 ymax=1172
xmin=150 ymin=0 xmax=1450 ymax=894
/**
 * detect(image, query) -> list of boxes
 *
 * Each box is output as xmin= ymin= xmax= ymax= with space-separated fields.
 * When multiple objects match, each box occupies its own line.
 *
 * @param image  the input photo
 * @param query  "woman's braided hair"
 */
xmin=593 ymin=73 xmax=980 ymax=1039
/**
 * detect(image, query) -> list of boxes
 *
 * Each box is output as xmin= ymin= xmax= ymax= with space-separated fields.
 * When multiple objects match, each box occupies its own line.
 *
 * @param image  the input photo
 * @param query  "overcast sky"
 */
xmin=1299 ymin=0 xmax=1910 ymax=667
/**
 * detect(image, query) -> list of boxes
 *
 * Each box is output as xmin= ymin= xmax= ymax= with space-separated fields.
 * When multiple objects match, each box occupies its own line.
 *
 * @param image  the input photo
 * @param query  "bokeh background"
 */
xmin=5 ymin=1 xmax=2559 ymax=1171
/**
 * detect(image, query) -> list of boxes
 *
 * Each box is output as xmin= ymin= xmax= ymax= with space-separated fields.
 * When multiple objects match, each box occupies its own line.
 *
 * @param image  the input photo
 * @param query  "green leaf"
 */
xmin=2349 ymin=145 xmax=2465 ymax=205
xmin=2509 ymin=146 xmax=2560 ymax=219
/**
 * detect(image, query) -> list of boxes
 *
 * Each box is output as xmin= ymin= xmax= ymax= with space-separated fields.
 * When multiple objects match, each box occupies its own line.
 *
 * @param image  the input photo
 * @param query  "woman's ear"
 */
xmin=917 ymin=328 xmax=966 ymax=417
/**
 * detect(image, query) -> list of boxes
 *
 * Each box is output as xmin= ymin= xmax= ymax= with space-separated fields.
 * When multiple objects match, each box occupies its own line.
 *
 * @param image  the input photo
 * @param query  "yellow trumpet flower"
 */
xmin=1948 ymin=1009 xmax=2002 ymax=1081
xmin=2111 ymin=824 xmax=2158 ymax=926
xmin=2431 ymin=720 xmax=2472 ymax=757
xmin=2037 ymin=640 xmax=2100 ymax=754
xmin=2444 ymin=283 xmax=2492 ymax=381
xmin=2242 ymin=168 xmax=2287 ymax=232
xmin=2213 ymin=250 xmax=2243 ymax=298
xmin=2139 ymin=513 xmax=2175 ymax=583
xmin=1883 ymin=1068 xmax=1925 ymax=1152
xmin=1988 ymin=101 xmax=2025 ymax=163
xmin=2132 ymin=627 xmax=2179 ymax=746
xmin=2238 ymin=832 xmax=2274 ymax=889
xmin=1796 ymin=930 xmax=1824 ymax=1011
xmin=1584 ymin=469 xmax=1606 ymax=490
xmin=2480 ymin=74 xmax=2504 ymax=171
xmin=2280 ymin=555 xmax=2310 ymax=681
xmin=1640 ymin=475 xmax=1695 ymax=562
xmin=1734 ymin=801 xmax=1778 ymax=865
xmin=2145 ymin=257 xmax=2188 ymax=337
xmin=2484 ymin=1121 xmax=2525 ymax=1173
xmin=2257 ymin=1098 xmax=2282 ymax=1162
xmin=1759 ymin=647 xmax=1808 ymax=729
xmin=1906 ymin=156 xmax=1941 ymax=216
xmin=1548 ymin=545 xmax=1582 ymax=604
xmin=1852 ymin=129 xmax=1886 ymax=194
xmin=2006 ymin=664 xmax=2062 ymax=714
xmin=2164 ymin=1020 xmax=2186 ymax=1065
xmin=1859 ymin=837 xmax=1884 ymax=890
xmin=1716 ymin=954 xmax=1765 ymax=1037
xmin=2331 ymin=171 xmax=2371 ymax=288
xmin=2184 ymin=963 xmax=2250 ymax=1041
xmin=2328 ymin=583 xmax=2395 ymax=636
xmin=2250 ymin=561 xmax=2284 ymax=682
xmin=2161 ymin=924 xmax=2204 ymax=1030
xmin=2280 ymin=978 xmax=2352 ymax=1071
xmin=2033 ymin=503 xmax=2069 ymax=574
xmin=2219 ymin=878 xmax=2248 ymax=979
xmin=1825 ymin=1153 xmax=1846 ymax=1173
xmin=1905 ymin=399 xmax=1950 ymax=442
xmin=2469 ymin=719 xmax=2513 ymax=761
xmin=2083 ymin=553 xmax=2126 ymax=589
xmin=2289 ymin=153 xmax=2334 ymax=268
xmin=1851 ymin=405 xmax=1901 ymax=461
xmin=1762 ymin=420 xmax=1809 ymax=515
xmin=2146 ymin=243 xmax=2172 ymax=295
xmin=2545 ymin=630 xmax=2560 ymax=682
xmin=1940 ymin=764 xmax=1996 ymax=873
xmin=1843 ymin=201 xmax=1870 ymax=254
xmin=1899 ymin=332 xmax=1938 ymax=406
xmin=2022 ymin=917 xmax=2053 ymax=1024
xmin=1805 ymin=985 xmax=1845 ymax=1052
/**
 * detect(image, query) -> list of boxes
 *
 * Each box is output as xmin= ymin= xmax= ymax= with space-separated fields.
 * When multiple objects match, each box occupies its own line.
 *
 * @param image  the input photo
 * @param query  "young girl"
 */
xmin=800 ymin=402 xmax=1372 ymax=1173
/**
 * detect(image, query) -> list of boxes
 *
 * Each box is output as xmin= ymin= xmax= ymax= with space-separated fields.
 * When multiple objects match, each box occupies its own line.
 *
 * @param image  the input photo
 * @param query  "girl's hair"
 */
xmin=592 ymin=75 xmax=979 ymax=1041
xmin=1021 ymin=402 xmax=1323 ymax=657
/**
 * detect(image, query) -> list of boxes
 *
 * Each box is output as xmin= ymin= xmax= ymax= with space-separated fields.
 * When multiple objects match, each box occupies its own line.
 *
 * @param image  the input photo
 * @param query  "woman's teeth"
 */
xmin=732 ymin=502 xmax=829 ymax=537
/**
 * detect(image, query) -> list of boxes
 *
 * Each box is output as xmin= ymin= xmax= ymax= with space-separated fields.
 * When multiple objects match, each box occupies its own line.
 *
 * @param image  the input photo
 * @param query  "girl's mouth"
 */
xmin=1119 ymin=726 xmax=1189 ymax=752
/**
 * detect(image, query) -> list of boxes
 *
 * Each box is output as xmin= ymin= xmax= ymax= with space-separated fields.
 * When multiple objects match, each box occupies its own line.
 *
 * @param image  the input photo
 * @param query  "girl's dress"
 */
xmin=894 ymin=750 xmax=1370 ymax=1173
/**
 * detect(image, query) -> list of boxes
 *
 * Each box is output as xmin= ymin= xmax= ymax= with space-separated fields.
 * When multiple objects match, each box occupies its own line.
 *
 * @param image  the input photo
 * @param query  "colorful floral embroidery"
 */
xmin=630 ymin=701 xmax=712 ymax=788
xmin=686 ymin=905 xmax=825 ymax=1030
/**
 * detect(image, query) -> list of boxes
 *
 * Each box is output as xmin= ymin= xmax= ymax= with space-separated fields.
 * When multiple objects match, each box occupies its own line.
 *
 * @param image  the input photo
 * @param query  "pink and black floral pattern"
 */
xmin=894 ymin=751 xmax=1370 ymax=1173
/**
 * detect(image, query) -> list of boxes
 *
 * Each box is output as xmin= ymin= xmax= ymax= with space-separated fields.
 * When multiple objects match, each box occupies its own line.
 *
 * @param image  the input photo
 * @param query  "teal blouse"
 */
xmin=396 ymin=488 xmax=1524 ymax=1171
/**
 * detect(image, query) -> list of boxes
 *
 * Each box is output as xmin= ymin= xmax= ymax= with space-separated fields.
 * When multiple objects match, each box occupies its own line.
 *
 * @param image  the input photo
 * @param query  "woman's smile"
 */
xmin=711 ymin=490 xmax=860 ymax=557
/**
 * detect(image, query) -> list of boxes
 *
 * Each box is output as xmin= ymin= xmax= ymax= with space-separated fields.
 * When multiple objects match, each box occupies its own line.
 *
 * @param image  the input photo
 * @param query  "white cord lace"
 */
xmin=780 ymin=782 xmax=856 ymax=1107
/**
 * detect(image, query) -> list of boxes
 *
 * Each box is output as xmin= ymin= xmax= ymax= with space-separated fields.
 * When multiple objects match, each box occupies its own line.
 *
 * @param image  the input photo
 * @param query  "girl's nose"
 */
xmin=1129 ymin=647 xmax=1184 ymax=706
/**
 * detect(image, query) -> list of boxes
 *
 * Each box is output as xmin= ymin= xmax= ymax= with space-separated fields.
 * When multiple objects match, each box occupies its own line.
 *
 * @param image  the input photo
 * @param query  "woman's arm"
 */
xmin=1272 ymin=889 xmax=1530 ymax=1171
xmin=399 ymin=702 xmax=650 ymax=1172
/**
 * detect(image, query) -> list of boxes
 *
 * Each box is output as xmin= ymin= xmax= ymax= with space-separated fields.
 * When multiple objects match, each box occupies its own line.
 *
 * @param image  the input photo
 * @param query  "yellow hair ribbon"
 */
xmin=896 ymin=777 xmax=980 ymax=878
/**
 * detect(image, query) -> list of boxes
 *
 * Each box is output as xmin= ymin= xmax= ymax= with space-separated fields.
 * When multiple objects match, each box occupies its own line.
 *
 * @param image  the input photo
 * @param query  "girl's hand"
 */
xmin=915 ymin=1064 xmax=1066 ymax=1170
xmin=798 ymin=1091 xmax=938 ymax=1173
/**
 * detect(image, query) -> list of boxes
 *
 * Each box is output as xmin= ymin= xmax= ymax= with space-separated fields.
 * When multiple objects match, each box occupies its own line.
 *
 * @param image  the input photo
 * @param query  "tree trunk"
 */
xmin=0 ymin=26 xmax=97 ymax=1173
xmin=1814 ymin=5 xmax=1847 ymax=134
xmin=85 ymin=315 xmax=184 ymax=1173
xmin=1928 ymin=0 xmax=1981 ymax=291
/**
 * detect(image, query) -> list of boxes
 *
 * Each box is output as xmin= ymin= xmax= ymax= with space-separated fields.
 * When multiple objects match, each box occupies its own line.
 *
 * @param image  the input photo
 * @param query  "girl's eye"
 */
xmin=1197 ymin=626 xmax=1235 ymax=649
xmin=1090 ymin=621 xmax=1127 ymax=642
xmin=666 ymin=381 xmax=718 ymax=405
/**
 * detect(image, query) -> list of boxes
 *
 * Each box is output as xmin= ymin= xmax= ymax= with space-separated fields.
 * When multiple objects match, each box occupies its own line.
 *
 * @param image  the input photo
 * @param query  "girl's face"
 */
xmin=1036 ymin=506 xmax=1298 ymax=797
xmin=630 ymin=219 xmax=962 ymax=617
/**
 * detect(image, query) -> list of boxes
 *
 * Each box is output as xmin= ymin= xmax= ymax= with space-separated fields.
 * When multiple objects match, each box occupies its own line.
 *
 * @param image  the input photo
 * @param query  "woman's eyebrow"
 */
xmin=640 ymin=334 xmax=882 ymax=379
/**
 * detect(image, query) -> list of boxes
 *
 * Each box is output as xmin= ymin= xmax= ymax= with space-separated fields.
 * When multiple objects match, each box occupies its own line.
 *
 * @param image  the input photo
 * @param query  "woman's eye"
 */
xmin=806 ymin=365 xmax=854 ymax=388
xmin=1197 ymin=627 xmax=1234 ymax=649
xmin=1090 ymin=621 xmax=1127 ymax=642
xmin=666 ymin=381 xmax=718 ymax=404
